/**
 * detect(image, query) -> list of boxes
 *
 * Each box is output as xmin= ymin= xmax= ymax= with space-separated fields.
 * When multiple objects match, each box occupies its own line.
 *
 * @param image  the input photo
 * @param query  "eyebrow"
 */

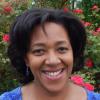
xmin=55 ymin=41 xmax=69 ymax=45
xmin=31 ymin=40 xmax=70 ymax=47
xmin=31 ymin=43 xmax=45 ymax=47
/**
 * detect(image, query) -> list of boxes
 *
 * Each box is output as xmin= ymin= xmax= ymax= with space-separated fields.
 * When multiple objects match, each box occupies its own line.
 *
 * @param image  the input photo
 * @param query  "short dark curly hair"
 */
xmin=7 ymin=8 xmax=87 ymax=84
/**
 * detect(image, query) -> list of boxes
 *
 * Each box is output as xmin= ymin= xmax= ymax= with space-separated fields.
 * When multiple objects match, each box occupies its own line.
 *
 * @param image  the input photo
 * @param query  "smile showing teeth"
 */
xmin=42 ymin=68 xmax=65 ymax=80
xmin=45 ymin=70 xmax=62 ymax=77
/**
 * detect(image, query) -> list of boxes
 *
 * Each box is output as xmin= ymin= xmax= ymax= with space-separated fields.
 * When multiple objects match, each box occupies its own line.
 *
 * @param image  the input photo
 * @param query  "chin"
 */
xmin=40 ymin=76 xmax=68 ymax=95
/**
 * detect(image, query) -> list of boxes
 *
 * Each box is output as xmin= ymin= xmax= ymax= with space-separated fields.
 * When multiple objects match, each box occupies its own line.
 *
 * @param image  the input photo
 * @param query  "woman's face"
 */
xmin=25 ymin=22 xmax=73 ymax=93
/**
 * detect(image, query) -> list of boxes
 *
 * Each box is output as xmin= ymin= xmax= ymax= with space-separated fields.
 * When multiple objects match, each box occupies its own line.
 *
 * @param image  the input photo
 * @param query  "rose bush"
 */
xmin=74 ymin=11 xmax=99 ymax=92
xmin=73 ymin=3 xmax=99 ymax=92
xmin=71 ymin=75 xmax=94 ymax=91
xmin=0 ymin=0 xmax=31 ymax=93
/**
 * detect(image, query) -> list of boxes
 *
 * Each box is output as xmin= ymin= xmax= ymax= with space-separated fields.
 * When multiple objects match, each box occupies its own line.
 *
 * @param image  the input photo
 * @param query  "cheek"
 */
xmin=62 ymin=53 xmax=73 ymax=74
xmin=27 ymin=56 xmax=45 ymax=71
xmin=63 ymin=52 xmax=73 ymax=66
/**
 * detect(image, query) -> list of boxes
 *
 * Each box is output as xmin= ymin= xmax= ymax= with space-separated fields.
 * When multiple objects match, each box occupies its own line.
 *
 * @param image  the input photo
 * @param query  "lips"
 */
xmin=41 ymin=68 xmax=66 ymax=80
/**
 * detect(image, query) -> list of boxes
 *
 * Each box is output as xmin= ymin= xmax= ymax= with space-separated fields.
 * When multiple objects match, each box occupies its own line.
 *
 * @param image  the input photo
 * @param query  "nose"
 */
xmin=45 ymin=51 xmax=61 ymax=66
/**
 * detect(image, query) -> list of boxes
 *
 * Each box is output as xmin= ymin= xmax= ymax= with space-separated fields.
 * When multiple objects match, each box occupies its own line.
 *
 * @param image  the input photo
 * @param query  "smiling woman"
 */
xmin=0 ymin=8 xmax=100 ymax=100
xmin=24 ymin=22 xmax=74 ymax=94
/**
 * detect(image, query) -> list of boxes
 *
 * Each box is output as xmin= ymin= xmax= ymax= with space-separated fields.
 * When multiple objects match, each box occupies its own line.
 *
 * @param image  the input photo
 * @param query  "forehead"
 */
xmin=30 ymin=22 xmax=70 ymax=44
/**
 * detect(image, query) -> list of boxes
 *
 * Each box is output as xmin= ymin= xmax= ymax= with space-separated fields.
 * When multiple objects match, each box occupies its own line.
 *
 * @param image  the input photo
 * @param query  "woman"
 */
xmin=0 ymin=8 xmax=100 ymax=100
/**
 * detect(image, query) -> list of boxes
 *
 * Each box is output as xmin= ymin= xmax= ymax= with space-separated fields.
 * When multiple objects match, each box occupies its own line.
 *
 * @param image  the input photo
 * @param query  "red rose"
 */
xmin=91 ymin=5 xmax=98 ymax=10
xmin=3 ymin=6 xmax=12 ymax=13
xmin=92 ymin=31 xmax=99 ymax=36
xmin=85 ymin=58 xmax=93 ymax=68
xmin=84 ymin=83 xmax=94 ymax=91
xmin=2 ymin=34 xmax=9 ymax=42
xmin=84 ymin=22 xmax=92 ymax=27
xmin=73 ymin=9 xmax=83 ymax=14
xmin=71 ymin=75 xmax=84 ymax=86
xmin=63 ymin=7 xmax=69 ymax=12
xmin=96 ymin=27 xmax=100 ymax=32
xmin=92 ymin=28 xmax=100 ymax=36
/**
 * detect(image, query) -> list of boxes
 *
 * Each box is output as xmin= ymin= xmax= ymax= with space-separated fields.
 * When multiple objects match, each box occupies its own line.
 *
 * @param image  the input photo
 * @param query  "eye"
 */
xmin=32 ymin=49 xmax=45 ymax=56
xmin=57 ymin=47 xmax=68 ymax=53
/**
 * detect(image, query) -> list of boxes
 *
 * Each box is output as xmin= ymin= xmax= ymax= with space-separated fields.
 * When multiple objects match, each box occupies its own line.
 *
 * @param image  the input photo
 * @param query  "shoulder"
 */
xmin=0 ymin=87 xmax=22 ymax=100
xmin=87 ymin=90 xmax=100 ymax=100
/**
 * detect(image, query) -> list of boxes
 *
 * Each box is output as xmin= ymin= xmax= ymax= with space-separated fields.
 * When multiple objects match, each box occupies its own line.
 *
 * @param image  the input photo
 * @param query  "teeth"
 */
xmin=45 ymin=70 xmax=62 ymax=77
